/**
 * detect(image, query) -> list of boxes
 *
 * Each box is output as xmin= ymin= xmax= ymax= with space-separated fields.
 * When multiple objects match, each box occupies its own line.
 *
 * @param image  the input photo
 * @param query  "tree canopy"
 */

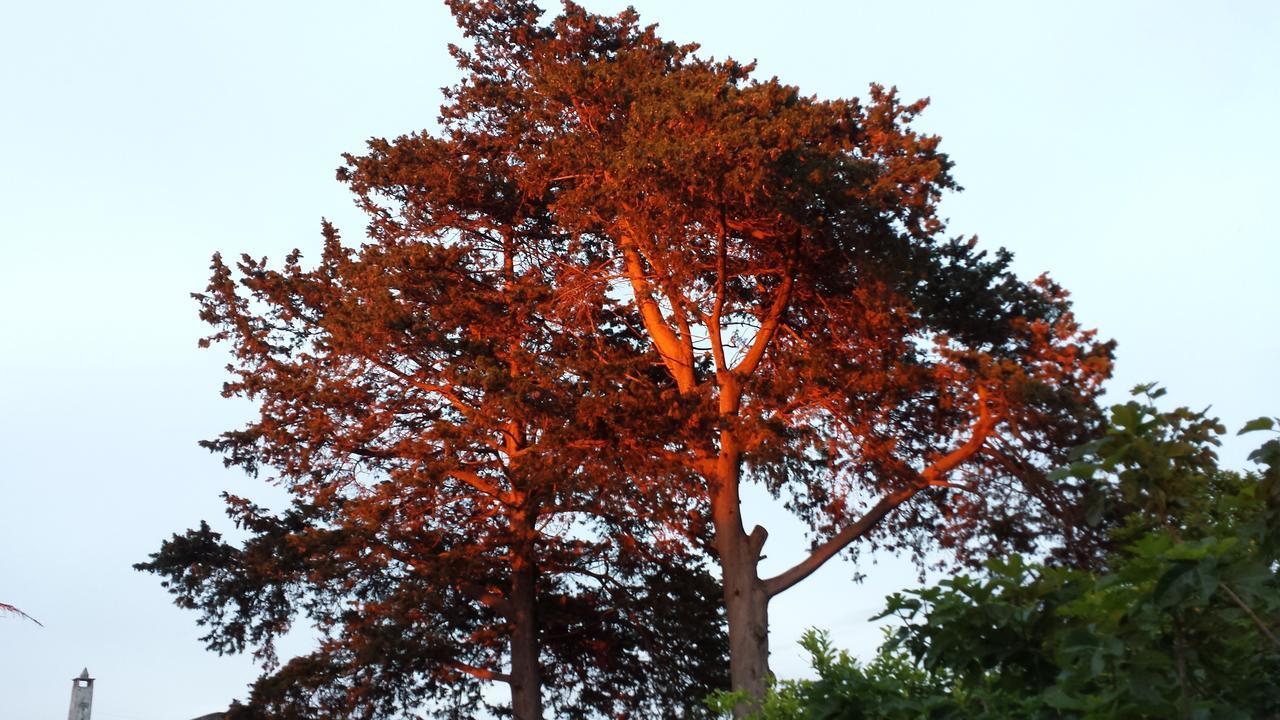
xmin=340 ymin=1 xmax=1114 ymax=709
xmin=143 ymin=1 xmax=1118 ymax=716
xmin=138 ymin=179 xmax=726 ymax=717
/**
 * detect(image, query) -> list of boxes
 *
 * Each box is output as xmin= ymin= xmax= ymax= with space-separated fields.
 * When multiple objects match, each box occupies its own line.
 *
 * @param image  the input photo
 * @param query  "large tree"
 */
xmin=139 ymin=139 xmax=726 ymax=717
xmin=338 ymin=1 xmax=1115 ymax=710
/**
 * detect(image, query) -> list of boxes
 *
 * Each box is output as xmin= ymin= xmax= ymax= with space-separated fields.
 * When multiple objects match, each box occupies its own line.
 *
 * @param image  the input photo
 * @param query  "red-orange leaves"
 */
xmin=415 ymin=3 xmax=1114 ymax=705
xmin=145 ymin=1 xmax=1118 ymax=714
xmin=144 ymin=93 xmax=727 ymax=717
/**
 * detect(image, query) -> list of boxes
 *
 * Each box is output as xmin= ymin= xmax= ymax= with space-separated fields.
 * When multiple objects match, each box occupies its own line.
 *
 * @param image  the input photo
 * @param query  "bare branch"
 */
xmin=1221 ymin=583 xmax=1280 ymax=651
xmin=707 ymin=206 xmax=730 ymax=373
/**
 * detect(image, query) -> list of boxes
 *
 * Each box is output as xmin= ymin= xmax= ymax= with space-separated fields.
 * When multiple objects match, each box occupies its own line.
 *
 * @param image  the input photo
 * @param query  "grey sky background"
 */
xmin=2 ymin=1 xmax=1277 ymax=718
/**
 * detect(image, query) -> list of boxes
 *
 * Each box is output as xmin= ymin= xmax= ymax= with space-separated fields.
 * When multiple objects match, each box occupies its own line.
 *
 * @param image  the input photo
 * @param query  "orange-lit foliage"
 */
xmin=139 ymin=135 xmax=725 ymax=719
xmin=143 ymin=1 xmax=1115 ymax=715
xmin=335 ymin=1 xmax=1113 ymax=709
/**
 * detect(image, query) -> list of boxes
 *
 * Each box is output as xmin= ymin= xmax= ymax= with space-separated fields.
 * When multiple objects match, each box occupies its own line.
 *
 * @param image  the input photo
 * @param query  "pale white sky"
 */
xmin=2 ymin=2 xmax=1277 ymax=718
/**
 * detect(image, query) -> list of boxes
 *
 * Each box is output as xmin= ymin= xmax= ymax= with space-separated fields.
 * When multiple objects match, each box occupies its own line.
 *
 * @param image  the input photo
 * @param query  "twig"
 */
xmin=1220 ymin=583 xmax=1280 ymax=650
xmin=0 ymin=602 xmax=43 ymax=627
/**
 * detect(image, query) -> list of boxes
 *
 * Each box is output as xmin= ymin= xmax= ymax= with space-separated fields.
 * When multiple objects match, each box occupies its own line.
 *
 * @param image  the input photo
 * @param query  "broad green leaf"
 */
xmin=1238 ymin=417 xmax=1275 ymax=435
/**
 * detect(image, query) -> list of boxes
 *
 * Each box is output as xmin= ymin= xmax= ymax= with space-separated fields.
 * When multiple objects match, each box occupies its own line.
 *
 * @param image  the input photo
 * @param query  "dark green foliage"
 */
xmin=736 ymin=392 xmax=1280 ymax=719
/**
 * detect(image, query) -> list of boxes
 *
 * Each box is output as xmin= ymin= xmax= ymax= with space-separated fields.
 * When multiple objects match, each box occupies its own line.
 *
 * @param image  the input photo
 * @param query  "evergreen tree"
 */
xmin=341 ymin=2 xmax=1114 ymax=711
xmin=138 ymin=136 xmax=726 ymax=718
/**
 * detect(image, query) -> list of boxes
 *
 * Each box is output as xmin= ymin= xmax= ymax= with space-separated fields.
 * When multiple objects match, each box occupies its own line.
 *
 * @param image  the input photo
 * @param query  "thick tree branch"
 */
xmin=369 ymin=359 xmax=490 ymax=426
xmin=449 ymin=470 xmax=515 ymax=506
xmin=621 ymin=237 xmax=696 ymax=392
xmin=1221 ymin=583 xmax=1280 ymax=651
xmin=747 ymin=524 xmax=769 ymax=560
xmin=763 ymin=397 xmax=996 ymax=598
xmin=445 ymin=660 xmax=512 ymax=685
xmin=707 ymin=207 xmax=730 ymax=373
xmin=456 ymin=581 xmax=514 ymax=620
xmin=761 ymin=485 xmax=918 ymax=598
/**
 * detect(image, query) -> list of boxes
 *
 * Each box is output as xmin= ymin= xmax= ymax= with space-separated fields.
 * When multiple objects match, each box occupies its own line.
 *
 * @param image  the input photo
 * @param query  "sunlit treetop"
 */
xmin=142 ymin=2 xmax=1119 ymax=715
xmin=344 ymin=0 xmax=1115 ymax=571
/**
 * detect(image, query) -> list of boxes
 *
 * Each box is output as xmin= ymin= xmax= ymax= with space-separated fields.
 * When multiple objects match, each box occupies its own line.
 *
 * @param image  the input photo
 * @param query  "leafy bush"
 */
xmin=727 ymin=391 xmax=1280 ymax=719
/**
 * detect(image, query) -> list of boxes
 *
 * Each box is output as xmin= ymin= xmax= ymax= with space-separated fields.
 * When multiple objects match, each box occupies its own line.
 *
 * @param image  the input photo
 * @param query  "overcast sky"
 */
xmin=2 ymin=1 xmax=1277 ymax=718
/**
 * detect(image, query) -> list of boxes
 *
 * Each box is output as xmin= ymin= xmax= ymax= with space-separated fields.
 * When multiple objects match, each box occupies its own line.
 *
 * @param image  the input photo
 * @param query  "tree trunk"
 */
xmin=509 ymin=520 xmax=543 ymax=720
xmin=712 ymin=403 xmax=771 ymax=717
xmin=721 ymin=536 xmax=770 ymax=716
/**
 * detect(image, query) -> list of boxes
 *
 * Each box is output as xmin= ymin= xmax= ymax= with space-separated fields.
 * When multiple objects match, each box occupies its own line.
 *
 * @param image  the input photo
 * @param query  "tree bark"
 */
xmin=509 ymin=516 xmax=543 ymax=720
xmin=720 ymin=530 xmax=770 ymax=717
xmin=712 ymin=380 xmax=771 ymax=717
